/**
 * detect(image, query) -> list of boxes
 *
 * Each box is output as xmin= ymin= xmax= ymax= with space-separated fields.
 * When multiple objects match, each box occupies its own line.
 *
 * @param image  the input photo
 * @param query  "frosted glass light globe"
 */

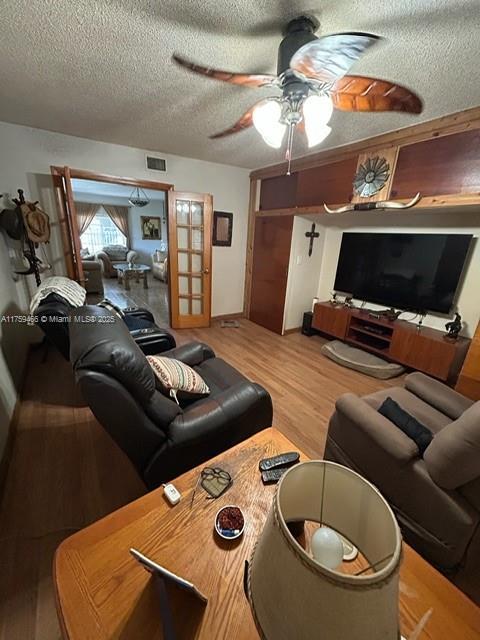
xmin=311 ymin=526 xmax=344 ymax=570
xmin=252 ymin=100 xmax=286 ymax=148
xmin=303 ymin=94 xmax=333 ymax=148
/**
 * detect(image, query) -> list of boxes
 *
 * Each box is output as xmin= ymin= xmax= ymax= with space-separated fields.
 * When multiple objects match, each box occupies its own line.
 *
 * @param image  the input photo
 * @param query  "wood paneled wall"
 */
xmin=258 ymin=127 xmax=480 ymax=211
xmin=244 ymin=106 xmax=480 ymax=318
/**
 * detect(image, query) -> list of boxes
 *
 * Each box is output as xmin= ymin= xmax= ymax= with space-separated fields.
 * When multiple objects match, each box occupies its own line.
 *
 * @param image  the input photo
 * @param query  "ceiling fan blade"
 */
xmin=209 ymin=100 xmax=269 ymax=139
xmin=331 ymin=75 xmax=423 ymax=113
xmin=290 ymin=32 xmax=380 ymax=83
xmin=172 ymin=54 xmax=277 ymax=88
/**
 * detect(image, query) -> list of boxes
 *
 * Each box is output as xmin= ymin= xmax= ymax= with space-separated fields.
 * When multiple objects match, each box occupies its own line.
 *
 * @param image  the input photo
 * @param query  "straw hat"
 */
xmin=20 ymin=202 xmax=50 ymax=244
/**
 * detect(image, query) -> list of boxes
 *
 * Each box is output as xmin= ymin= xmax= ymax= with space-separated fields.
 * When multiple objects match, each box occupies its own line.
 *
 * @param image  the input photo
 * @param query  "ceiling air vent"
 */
xmin=146 ymin=155 xmax=166 ymax=172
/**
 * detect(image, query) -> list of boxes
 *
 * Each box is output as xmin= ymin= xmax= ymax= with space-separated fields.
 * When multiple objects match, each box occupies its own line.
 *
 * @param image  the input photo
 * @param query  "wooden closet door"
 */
xmin=249 ymin=215 xmax=293 ymax=334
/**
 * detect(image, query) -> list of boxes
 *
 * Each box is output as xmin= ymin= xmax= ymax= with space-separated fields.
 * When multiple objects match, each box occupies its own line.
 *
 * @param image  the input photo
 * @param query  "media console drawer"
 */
xmin=313 ymin=302 xmax=470 ymax=382
xmin=312 ymin=303 xmax=349 ymax=339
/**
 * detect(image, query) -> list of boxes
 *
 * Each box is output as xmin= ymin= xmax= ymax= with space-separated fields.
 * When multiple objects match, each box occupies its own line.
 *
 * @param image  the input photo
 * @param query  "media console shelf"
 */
xmin=313 ymin=302 xmax=470 ymax=382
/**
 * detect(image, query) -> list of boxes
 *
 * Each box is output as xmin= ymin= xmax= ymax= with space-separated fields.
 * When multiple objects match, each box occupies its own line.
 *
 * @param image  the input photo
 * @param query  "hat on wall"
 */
xmin=19 ymin=202 xmax=51 ymax=244
xmin=0 ymin=208 xmax=24 ymax=240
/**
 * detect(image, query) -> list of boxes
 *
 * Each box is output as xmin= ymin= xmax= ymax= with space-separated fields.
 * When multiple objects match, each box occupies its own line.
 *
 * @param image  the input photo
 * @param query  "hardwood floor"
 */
xmin=0 ymin=320 xmax=401 ymax=639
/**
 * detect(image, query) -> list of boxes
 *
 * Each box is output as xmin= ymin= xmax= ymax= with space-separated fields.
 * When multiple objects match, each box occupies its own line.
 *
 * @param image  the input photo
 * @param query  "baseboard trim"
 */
xmin=283 ymin=327 xmax=302 ymax=335
xmin=0 ymin=343 xmax=32 ymax=501
xmin=0 ymin=398 xmax=20 ymax=498
xmin=212 ymin=312 xmax=245 ymax=321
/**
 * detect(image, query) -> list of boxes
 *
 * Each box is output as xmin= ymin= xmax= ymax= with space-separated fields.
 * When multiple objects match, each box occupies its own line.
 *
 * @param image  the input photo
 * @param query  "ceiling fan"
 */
xmin=173 ymin=15 xmax=423 ymax=172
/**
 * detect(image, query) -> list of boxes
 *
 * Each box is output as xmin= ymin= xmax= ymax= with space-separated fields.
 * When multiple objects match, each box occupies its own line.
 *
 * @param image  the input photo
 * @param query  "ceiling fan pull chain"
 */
xmin=285 ymin=123 xmax=295 ymax=175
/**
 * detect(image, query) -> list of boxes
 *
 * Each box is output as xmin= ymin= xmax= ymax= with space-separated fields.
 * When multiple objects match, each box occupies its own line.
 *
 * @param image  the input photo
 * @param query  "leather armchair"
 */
xmin=36 ymin=293 xmax=175 ymax=359
xmin=96 ymin=245 xmax=138 ymax=278
xmin=325 ymin=372 xmax=480 ymax=603
xmin=69 ymin=306 xmax=273 ymax=488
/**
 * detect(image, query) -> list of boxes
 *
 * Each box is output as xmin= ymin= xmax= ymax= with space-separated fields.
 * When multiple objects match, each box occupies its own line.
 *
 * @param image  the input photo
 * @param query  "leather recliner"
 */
xmin=37 ymin=293 xmax=176 ymax=359
xmin=69 ymin=306 xmax=273 ymax=488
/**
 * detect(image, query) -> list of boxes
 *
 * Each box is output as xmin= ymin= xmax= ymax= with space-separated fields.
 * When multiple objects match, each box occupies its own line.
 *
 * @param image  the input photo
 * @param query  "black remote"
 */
xmin=259 ymin=452 xmax=300 ymax=472
xmin=261 ymin=468 xmax=289 ymax=485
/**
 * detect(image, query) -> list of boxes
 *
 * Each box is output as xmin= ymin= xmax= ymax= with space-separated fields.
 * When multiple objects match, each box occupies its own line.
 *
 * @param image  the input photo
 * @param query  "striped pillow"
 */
xmin=147 ymin=355 xmax=210 ymax=403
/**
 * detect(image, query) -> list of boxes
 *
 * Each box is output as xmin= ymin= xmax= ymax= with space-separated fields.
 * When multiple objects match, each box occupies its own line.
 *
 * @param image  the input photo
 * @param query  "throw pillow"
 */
xmin=147 ymin=355 xmax=210 ymax=403
xmin=378 ymin=397 xmax=433 ymax=455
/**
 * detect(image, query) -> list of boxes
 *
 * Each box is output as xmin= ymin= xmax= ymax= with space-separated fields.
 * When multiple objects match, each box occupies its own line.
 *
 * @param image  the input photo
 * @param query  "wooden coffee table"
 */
xmin=115 ymin=263 xmax=151 ymax=290
xmin=54 ymin=428 xmax=480 ymax=640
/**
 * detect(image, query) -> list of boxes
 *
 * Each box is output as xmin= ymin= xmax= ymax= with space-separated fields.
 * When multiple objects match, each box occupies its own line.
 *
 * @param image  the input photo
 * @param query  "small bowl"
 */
xmin=215 ymin=505 xmax=245 ymax=540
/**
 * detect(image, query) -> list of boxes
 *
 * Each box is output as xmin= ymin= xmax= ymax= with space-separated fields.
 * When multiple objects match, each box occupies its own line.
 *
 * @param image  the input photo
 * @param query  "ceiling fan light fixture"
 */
xmin=303 ymin=93 xmax=333 ymax=124
xmin=303 ymin=94 xmax=333 ymax=147
xmin=252 ymin=100 xmax=286 ymax=149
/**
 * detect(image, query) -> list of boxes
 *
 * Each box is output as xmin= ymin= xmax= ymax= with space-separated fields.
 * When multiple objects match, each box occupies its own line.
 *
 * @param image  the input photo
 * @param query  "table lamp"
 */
xmin=247 ymin=460 xmax=403 ymax=639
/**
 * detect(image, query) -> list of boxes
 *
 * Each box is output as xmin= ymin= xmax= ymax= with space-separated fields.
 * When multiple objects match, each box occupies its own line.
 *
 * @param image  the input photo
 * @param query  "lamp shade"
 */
xmin=247 ymin=461 xmax=402 ymax=639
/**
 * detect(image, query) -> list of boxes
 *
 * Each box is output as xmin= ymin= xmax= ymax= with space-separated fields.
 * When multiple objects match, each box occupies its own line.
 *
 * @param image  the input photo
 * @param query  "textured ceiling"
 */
xmin=0 ymin=0 xmax=479 ymax=170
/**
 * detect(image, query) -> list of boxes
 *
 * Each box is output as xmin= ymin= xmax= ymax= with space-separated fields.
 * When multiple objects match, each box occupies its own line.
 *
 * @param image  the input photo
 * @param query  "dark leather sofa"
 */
xmin=69 ymin=306 xmax=273 ymax=488
xmin=36 ymin=293 xmax=176 ymax=359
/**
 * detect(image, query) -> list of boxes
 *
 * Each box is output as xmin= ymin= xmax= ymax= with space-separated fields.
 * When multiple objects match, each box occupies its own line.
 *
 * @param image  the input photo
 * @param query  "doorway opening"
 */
xmin=51 ymin=167 xmax=213 ymax=329
xmin=71 ymin=177 xmax=170 ymax=326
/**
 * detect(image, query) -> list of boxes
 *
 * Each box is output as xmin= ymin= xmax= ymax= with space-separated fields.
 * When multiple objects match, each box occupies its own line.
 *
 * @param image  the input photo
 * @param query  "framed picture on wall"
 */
xmin=141 ymin=216 xmax=161 ymax=240
xmin=213 ymin=211 xmax=233 ymax=247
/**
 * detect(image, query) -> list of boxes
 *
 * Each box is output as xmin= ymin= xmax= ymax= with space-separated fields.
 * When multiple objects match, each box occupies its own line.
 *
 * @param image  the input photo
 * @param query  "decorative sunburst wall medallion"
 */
xmin=353 ymin=156 xmax=390 ymax=198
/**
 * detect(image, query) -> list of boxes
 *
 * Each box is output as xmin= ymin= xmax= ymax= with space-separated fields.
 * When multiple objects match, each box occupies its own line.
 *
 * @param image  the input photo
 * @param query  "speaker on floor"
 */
xmin=302 ymin=311 xmax=316 ymax=337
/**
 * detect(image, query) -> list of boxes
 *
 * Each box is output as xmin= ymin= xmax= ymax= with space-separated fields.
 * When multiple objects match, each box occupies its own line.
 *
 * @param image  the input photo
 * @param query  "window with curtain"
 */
xmin=80 ymin=208 xmax=126 ymax=254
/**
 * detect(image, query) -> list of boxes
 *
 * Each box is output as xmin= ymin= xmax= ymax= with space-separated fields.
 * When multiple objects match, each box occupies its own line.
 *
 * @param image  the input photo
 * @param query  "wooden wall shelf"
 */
xmin=312 ymin=302 xmax=470 ymax=383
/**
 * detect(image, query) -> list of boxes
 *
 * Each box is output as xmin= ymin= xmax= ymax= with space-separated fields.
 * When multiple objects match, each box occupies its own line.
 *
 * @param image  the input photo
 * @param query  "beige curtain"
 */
xmin=103 ymin=205 xmax=129 ymax=241
xmin=76 ymin=202 xmax=100 ymax=236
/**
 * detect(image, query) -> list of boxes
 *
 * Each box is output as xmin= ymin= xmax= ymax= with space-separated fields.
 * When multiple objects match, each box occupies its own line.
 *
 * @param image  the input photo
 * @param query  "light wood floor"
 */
xmin=0 ymin=319 xmax=400 ymax=639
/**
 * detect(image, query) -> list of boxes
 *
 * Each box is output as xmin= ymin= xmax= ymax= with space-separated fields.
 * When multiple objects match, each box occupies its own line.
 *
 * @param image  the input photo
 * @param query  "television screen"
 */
xmin=334 ymin=233 xmax=472 ymax=314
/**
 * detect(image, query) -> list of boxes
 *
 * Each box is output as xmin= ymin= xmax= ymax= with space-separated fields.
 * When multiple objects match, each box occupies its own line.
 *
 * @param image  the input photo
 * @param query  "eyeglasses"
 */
xmin=190 ymin=467 xmax=232 ymax=508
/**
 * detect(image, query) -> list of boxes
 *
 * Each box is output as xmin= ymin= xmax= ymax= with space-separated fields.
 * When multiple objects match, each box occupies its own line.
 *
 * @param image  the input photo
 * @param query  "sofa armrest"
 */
xmin=424 ymin=402 xmax=480 ymax=489
xmin=169 ymin=381 xmax=272 ymax=446
xmin=82 ymin=260 xmax=101 ymax=272
xmin=335 ymin=394 xmax=419 ymax=464
xmin=162 ymin=341 xmax=215 ymax=366
xmin=95 ymin=250 xmax=109 ymax=270
xmin=405 ymin=372 xmax=474 ymax=420
xmin=126 ymin=250 xmax=137 ymax=263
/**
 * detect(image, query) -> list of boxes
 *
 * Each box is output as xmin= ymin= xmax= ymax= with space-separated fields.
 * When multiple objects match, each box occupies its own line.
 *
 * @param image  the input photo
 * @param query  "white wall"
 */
xmin=0 ymin=120 xmax=250 ymax=317
xmin=0 ymin=120 xmax=251 ymax=461
xmin=0 ymin=219 xmax=36 ymax=462
xmin=283 ymin=216 xmax=325 ymax=332
xmin=128 ymin=199 xmax=167 ymax=264
xmin=312 ymin=210 xmax=480 ymax=337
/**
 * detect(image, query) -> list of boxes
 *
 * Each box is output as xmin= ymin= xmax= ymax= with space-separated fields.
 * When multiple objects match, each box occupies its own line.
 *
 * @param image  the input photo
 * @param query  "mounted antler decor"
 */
xmin=324 ymin=192 xmax=421 ymax=214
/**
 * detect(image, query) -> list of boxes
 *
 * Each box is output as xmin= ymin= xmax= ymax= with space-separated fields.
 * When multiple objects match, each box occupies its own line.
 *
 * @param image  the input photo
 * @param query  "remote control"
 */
xmin=259 ymin=452 xmax=300 ymax=472
xmin=163 ymin=483 xmax=181 ymax=505
xmin=261 ymin=468 xmax=289 ymax=485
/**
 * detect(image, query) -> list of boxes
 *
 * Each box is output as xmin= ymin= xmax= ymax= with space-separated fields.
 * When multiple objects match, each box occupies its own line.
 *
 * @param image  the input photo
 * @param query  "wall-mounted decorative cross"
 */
xmin=305 ymin=223 xmax=320 ymax=257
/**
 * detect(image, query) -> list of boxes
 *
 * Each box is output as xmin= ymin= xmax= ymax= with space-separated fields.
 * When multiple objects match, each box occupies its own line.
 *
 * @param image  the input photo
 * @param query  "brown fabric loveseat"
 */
xmin=325 ymin=372 xmax=480 ymax=603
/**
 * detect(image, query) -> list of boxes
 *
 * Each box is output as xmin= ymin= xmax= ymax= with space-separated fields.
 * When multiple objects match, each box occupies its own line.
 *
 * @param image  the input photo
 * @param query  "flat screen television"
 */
xmin=334 ymin=232 xmax=472 ymax=314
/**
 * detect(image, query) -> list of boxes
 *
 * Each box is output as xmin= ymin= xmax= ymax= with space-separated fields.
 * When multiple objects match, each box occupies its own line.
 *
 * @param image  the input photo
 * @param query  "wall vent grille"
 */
xmin=146 ymin=156 xmax=166 ymax=172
